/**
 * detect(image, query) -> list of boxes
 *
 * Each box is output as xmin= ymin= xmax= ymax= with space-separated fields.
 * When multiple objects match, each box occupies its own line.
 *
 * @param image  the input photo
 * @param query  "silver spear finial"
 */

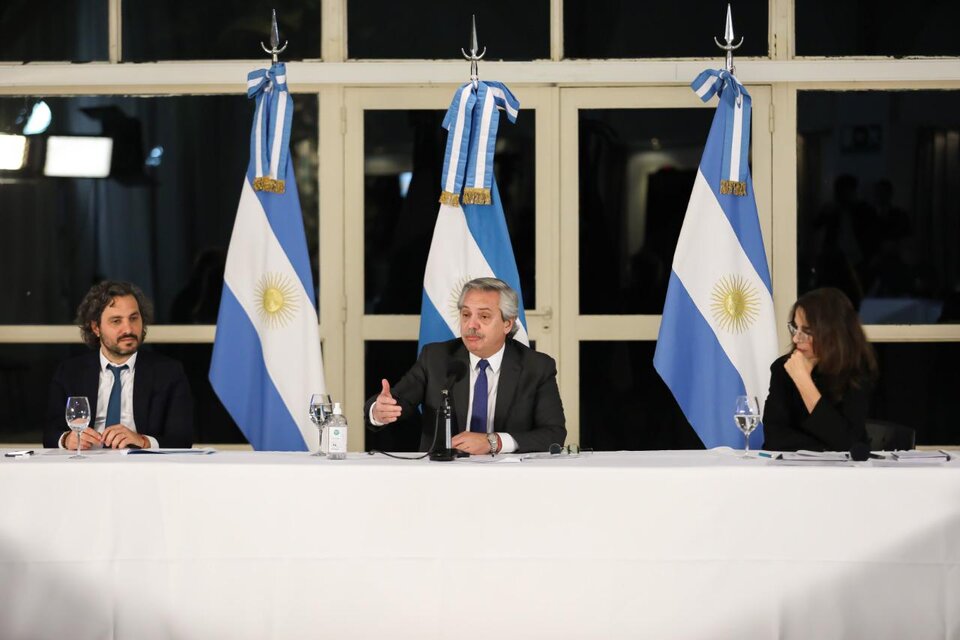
xmin=461 ymin=15 xmax=486 ymax=90
xmin=260 ymin=9 xmax=289 ymax=63
xmin=713 ymin=4 xmax=744 ymax=74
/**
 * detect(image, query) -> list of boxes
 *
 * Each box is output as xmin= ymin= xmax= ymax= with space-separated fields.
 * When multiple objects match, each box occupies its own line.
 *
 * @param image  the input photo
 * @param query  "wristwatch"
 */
xmin=487 ymin=432 xmax=499 ymax=456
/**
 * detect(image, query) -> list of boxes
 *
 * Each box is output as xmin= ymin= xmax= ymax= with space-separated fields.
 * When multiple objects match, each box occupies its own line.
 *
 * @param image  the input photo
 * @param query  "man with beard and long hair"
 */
xmin=44 ymin=281 xmax=194 ymax=450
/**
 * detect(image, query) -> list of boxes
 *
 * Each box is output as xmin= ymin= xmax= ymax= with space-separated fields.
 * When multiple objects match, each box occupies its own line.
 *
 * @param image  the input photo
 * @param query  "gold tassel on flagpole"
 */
xmin=253 ymin=177 xmax=286 ymax=193
xmin=461 ymin=187 xmax=491 ymax=205
xmin=720 ymin=180 xmax=747 ymax=196
xmin=439 ymin=191 xmax=461 ymax=207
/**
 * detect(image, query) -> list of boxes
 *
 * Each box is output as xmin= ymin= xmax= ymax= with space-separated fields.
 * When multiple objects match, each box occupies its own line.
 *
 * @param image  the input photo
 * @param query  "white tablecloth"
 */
xmin=1 ymin=449 xmax=958 ymax=639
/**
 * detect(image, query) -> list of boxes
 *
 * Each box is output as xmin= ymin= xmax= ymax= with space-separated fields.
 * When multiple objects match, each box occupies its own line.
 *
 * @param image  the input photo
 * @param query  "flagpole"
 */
xmin=713 ymin=4 xmax=743 ymax=75
xmin=261 ymin=9 xmax=288 ymax=63
xmin=461 ymin=15 xmax=486 ymax=90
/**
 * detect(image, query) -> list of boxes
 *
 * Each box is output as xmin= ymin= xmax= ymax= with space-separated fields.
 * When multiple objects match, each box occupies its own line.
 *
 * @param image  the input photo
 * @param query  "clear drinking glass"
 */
xmin=733 ymin=395 xmax=761 ymax=456
xmin=65 ymin=396 xmax=91 ymax=459
xmin=308 ymin=393 xmax=333 ymax=456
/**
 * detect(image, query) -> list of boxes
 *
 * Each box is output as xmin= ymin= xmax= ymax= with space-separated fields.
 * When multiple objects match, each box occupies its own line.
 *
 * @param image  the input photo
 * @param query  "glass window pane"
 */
xmin=564 ymin=0 xmax=767 ymax=59
xmin=348 ymin=1 xmax=548 ymax=60
xmin=797 ymin=91 xmax=960 ymax=324
xmin=796 ymin=0 xmax=960 ymax=57
xmin=0 ymin=94 xmax=318 ymax=324
xmin=122 ymin=1 xmax=321 ymax=61
xmin=578 ymin=108 xmax=714 ymax=314
xmin=364 ymin=109 xmax=536 ymax=314
xmin=0 ymin=0 xmax=108 ymax=62
xmin=580 ymin=341 xmax=703 ymax=450
xmin=871 ymin=342 xmax=960 ymax=446
xmin=0 ymin=343 xmax=244 ymax=445
xmin=364 ymin=340 xmax=421 ymax=452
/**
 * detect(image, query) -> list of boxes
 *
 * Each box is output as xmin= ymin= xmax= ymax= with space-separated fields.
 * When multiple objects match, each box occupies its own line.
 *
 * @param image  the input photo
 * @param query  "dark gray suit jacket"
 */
xmin=364 ymin=338 xmax=566 ymax=453
xmin=44 ymin=350 xmax=194 ymax=449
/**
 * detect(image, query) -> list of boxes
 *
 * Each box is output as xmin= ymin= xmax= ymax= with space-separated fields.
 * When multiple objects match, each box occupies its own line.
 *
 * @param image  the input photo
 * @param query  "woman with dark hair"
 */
xmin=762 ymin=287 xmax=878 ymax=451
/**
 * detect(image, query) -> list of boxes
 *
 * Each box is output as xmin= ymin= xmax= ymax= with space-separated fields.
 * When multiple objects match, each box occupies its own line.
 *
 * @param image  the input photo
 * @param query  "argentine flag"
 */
xmin=209 ymin=63 xmax=326 ymax=451
xmin=419 ymin=81 xmax=528 ymax=352
xmin=654 ymin=69 xmax=778 ymax=449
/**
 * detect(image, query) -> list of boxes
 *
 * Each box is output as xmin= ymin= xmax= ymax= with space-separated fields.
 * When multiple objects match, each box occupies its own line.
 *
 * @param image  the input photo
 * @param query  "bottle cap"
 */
xmin=333 ymin=402 xmax=343 ymax=415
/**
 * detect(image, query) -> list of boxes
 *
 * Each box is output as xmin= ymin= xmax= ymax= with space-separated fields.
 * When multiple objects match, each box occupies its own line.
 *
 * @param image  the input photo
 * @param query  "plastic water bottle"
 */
xmin=325 ymin=402 xmax=348 ymax=460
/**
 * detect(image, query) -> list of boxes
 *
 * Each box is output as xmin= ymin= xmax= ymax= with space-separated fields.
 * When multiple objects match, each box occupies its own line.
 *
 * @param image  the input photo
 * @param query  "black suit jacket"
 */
xmin=44 ymin=350 xmax=194 ymax=449
xmin=761 ymin=354 xmax=870 ymax=452
xmin=364 ymin=338 xmax=566 ymax=453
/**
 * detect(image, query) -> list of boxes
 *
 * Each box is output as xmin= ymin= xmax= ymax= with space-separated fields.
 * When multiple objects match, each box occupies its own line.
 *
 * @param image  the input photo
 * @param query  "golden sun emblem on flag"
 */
xmin=255 ymin=273 xmax=300 ymax=329
xmin=711 ymin=274 xmax=760 ymax=333
xmin=446 ymin=274 xmax=473 ymax=325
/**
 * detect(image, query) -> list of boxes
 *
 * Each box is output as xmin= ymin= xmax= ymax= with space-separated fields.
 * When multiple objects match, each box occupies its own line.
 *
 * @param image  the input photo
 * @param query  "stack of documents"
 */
xmin=776 ymin=450 xmax=850 ymax=465
xmin=891 ymin=450 xmax=952 ymax=463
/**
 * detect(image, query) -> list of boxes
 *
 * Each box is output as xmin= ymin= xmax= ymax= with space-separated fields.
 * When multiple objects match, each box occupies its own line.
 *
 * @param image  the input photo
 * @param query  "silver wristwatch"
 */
xmin=487 ymin=432 xmax=498 ymax=456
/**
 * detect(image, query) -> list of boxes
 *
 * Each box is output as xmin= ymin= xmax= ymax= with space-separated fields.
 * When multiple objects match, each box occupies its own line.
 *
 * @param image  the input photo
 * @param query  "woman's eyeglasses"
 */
xmin=786 ymin=321 xmax=813 ymax=343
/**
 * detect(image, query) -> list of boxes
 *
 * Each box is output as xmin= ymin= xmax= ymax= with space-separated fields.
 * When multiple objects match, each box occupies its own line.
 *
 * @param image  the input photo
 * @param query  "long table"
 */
xmin=1 ymin=449 xmax=958 ymax=639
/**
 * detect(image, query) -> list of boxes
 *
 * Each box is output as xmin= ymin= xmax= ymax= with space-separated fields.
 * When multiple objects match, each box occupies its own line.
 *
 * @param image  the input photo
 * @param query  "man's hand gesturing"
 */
xmin=372 ymin=379 xmax=402 ymax=424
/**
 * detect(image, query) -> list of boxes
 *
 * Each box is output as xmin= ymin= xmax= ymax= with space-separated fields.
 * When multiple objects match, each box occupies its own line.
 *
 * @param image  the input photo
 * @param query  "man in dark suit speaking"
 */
xmin=365 ymin=278 xmax=565 ymax=454
xmin=44 ymin=281 xmax=194 ymax=450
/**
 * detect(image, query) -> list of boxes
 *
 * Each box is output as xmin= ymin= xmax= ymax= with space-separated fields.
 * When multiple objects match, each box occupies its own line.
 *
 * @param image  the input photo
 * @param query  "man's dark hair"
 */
xmin=76 ymin=280 xmax=154 ymax=349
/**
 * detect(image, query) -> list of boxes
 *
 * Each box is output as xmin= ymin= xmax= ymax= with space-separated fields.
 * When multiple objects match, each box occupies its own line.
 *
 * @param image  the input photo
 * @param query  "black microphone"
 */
xmin=429 ymin=359 xmax=469 ymax=462
xmin=850 ymin=442 xmax=881 ymax=461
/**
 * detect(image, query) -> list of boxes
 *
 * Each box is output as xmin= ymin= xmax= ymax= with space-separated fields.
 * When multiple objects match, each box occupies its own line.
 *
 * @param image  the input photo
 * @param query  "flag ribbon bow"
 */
xmin=247 ymin=63 xmax=293 ymax=194
xmin=439 ymin=80 xmax=520 ymax=207
xmin=691 ymin=69 xmax=751 ymax=197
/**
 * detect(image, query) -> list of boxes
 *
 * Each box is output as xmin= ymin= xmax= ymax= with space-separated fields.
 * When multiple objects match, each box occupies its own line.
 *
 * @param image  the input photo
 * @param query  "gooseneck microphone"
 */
xmin=429 ymin=359 xmax=469 ymax=462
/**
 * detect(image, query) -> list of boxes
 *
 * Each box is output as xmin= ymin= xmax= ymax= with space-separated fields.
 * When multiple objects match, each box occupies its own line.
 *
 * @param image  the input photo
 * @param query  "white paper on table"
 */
xmin=122 ymin=448 xmax=217 ymax=456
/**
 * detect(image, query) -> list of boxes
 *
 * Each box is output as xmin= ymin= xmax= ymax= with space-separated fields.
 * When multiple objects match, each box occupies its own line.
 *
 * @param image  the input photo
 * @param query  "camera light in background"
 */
xmin=0 ymin=134 xmax=28 ymax=170
xmin=44 ymin=136 xmax=113 ymax=178
xmin=23 ymin=100 xmax=52 ymax=135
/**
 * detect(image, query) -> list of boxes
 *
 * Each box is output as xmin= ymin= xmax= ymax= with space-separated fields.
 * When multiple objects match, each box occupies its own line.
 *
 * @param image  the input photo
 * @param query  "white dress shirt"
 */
xmin=465 ymin=345 xmax=517 ymax=453
xmin=59 ymin=351 xmax=158 ymax=449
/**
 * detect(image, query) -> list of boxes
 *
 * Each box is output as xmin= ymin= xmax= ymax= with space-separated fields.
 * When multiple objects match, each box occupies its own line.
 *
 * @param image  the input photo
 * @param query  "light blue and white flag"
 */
xmin=654 ymin=69 xmax=778 ymax=449
xmin=419 ymin=80 xmax=528 ymax=352
xmin=209 ymin=63 xmax=326 ymax=451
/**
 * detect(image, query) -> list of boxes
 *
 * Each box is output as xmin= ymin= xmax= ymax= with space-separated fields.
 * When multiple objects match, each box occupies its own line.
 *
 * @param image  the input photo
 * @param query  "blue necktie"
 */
xmin=469 ymin=359 xmax=490 ymax=433
xmin=105 ymin=364 xmax=128 ymax=427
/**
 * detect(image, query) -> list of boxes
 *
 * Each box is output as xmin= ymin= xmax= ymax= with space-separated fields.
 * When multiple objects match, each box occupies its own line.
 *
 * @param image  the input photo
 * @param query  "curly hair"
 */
xmin=76 ymin=281 xmax=154 ymax=349
xmin=790 ymin=287 xmax=877 ymax=396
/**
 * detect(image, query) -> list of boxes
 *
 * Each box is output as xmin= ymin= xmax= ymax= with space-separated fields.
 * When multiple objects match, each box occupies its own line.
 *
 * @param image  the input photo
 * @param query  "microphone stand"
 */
xmin=429 ymin=389 xmax=456 ymax=461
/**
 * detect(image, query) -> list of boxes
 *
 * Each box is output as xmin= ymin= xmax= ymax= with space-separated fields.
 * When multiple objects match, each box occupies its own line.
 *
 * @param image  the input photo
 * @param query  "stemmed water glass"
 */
xmin=309 ymin=394 xmax=333 ymax=456
xmin=733 ymin=395 xmax=760 ymax=457
xmin=65 ymin=396 xmax=91 ymax=460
